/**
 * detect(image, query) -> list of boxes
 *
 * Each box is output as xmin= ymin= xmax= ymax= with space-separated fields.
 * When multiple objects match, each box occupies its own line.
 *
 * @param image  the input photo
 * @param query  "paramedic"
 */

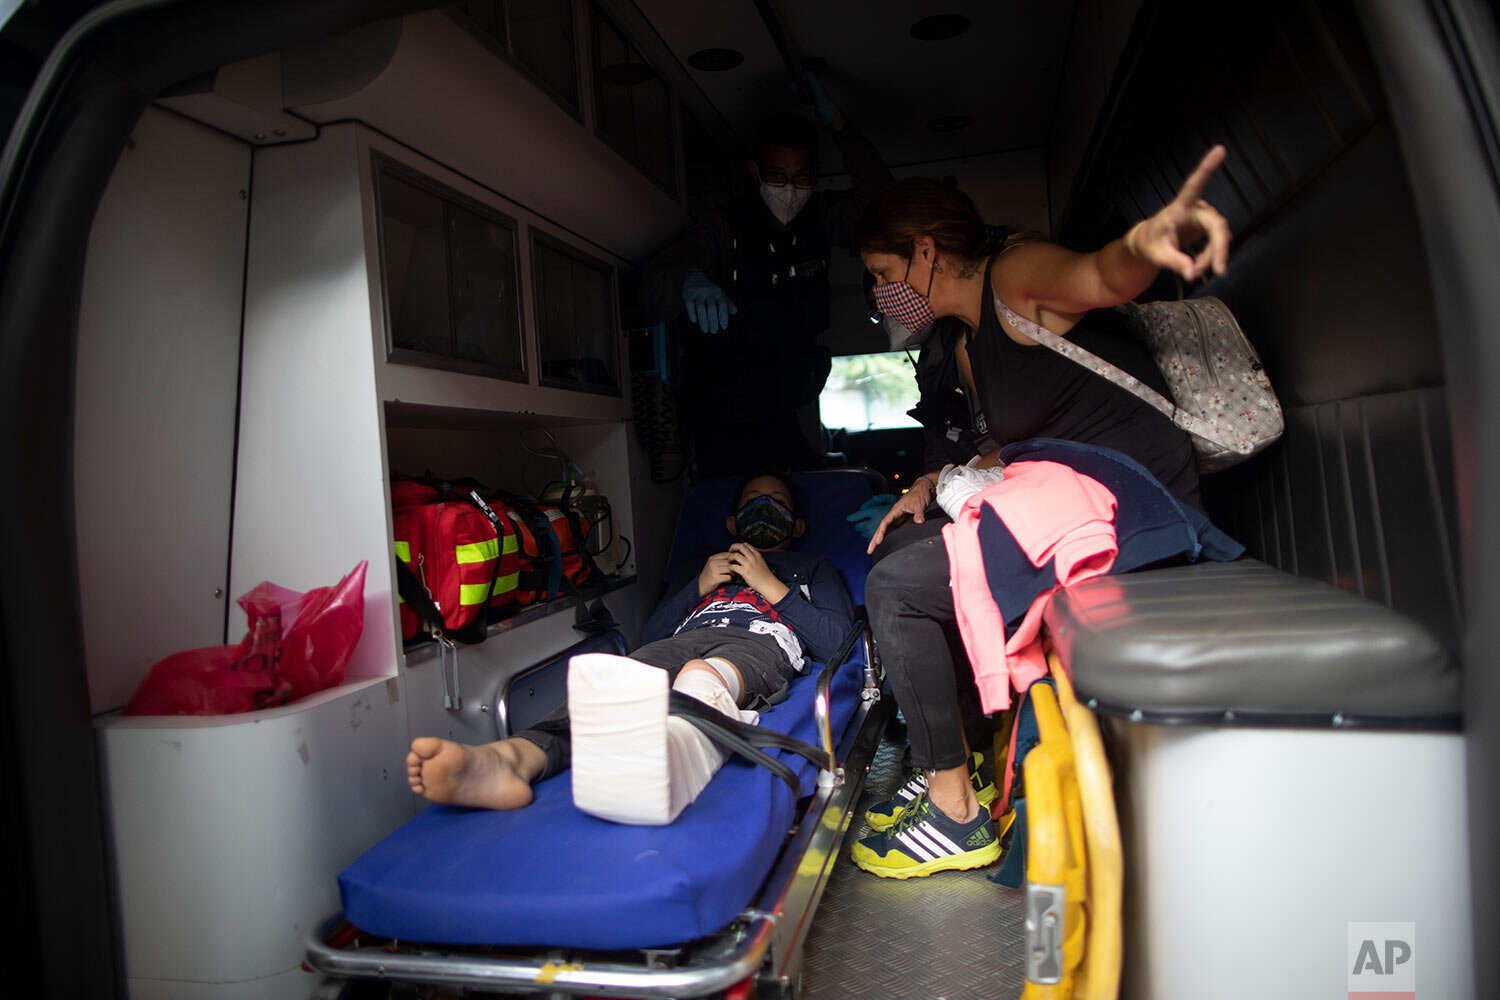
xmin=406 ymin=470 xmax=855 ymax=823
xmin=639 ymin=74 xmax=892 ymax=476
xmin=850 ymin=147 xmax=1232 ymax=878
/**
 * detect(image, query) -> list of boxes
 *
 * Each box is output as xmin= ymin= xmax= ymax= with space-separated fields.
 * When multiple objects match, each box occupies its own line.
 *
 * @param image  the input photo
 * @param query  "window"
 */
xmin=531 ymin=233 xmax=619 ymax=393
xmin=375 ymin=159 xmax=526 ymax=380
xmin=451 ymin=0 xmax=580 ymax=113
xmin=591 ymin=5 xmax=676 ymax=197
xmin=820 ymin=352 xmax=922 ymax=432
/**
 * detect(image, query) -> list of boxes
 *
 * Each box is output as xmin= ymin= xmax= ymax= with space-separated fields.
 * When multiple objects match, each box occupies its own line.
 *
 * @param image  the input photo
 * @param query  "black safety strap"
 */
xmin=667 ymin=690 xmax=832 ymax=800
xmin=663 ymin=620 xmax=869 ymax=794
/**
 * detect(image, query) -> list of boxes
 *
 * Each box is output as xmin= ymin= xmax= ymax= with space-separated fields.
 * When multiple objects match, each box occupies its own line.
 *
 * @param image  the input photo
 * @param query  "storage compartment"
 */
xmin=374 ymin=155 xmax=528 ymax=381
xmin=384 ymin=404 xmax=638 ymax=595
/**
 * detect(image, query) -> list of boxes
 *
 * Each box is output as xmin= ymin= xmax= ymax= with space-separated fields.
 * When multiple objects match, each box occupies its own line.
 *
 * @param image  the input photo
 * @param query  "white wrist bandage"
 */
xmin=934 ymin=457 xmax=1006 ymax=521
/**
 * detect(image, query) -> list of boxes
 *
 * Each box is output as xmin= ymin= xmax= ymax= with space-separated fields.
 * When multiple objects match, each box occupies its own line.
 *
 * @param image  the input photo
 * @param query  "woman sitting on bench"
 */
xmin=406 ymin=470 xmax=855 ymax=826
xmin=853 ymin=147 xmax=1235 ymax=878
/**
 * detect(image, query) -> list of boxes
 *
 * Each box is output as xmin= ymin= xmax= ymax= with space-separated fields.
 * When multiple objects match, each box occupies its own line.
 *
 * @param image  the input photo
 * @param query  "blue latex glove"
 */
xmin=847 ymin=494 xmax=899 ymax=540
xmin=682 ymin=272 xmax=738 ymax=334
xmin=802 ymin=70 xmax=839 ymax=126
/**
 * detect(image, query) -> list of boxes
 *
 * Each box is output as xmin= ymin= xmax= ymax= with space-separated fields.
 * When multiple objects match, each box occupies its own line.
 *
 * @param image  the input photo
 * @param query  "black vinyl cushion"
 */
xmin=1044 ymin=559 xmax=1459 ymax=728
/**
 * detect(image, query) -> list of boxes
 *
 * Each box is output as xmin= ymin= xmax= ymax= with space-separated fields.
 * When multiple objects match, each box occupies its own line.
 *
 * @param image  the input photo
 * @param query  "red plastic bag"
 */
xmin=123 ymin=561 xmax=368 ymax=716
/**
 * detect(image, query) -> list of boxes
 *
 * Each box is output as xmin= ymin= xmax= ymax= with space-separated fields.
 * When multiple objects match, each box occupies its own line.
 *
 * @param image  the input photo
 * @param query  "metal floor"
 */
xmin=799 ymin=738 xmax=1027 ymax=1000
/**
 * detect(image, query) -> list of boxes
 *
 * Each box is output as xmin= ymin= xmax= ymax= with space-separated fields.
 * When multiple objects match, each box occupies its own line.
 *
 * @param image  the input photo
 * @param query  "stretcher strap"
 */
xmin=668 ymin=690 xmax=831 ymax=800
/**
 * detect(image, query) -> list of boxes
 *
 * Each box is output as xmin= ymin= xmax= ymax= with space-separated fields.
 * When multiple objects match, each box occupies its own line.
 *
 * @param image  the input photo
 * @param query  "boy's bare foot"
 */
xmin=406 ymin=737 xmax=540 ymax=811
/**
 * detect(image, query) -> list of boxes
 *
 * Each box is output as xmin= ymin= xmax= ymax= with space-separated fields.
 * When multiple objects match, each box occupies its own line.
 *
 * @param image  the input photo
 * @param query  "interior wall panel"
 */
xmin=1066 ymin=0 xmax=1460 ymax=655
xmin=73 ymin=106 xmax=250 ymax=714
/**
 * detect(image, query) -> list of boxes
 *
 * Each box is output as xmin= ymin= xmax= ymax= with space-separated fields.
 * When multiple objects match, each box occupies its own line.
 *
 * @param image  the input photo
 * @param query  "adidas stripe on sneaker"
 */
xmin=850 ymin=790 xmax=1000 ymax=879
xmin=864 ymin=751 xmax=997 ymax=832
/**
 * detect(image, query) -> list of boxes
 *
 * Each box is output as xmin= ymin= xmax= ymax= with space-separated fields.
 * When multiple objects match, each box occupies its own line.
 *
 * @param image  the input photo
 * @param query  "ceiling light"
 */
xmin=688 ymin=47 xmax=745 ymax=72
xmin=910 ymin=14 xmax=971 ymax=41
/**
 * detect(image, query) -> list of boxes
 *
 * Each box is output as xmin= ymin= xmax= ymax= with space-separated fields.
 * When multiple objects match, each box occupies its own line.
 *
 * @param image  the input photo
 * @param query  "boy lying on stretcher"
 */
xmin=407 ymin=470 xmax=855 ymax=825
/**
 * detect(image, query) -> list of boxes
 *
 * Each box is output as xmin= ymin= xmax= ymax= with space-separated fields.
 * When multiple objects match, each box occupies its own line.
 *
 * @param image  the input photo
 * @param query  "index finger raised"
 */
xmin=1172 ymin=145 xmax=1227 ymax=208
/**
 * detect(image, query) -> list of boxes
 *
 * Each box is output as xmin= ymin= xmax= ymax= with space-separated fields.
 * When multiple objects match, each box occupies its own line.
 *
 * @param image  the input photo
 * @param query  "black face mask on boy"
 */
xmin=733 ymin=496 xmax=796 ymax=549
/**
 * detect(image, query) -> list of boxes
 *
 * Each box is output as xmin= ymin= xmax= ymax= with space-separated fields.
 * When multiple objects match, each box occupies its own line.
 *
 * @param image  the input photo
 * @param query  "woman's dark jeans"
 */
xmin=867 ymin=516 xmax=986 ymax=771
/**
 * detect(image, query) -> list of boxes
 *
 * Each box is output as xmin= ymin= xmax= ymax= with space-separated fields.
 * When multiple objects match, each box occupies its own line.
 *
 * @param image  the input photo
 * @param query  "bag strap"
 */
xmin=395 ymin=558 xmax=492 ymax=645
xmin=993 ymin=293 xmax=1240 ymax=450
xmin=496 ymin=491 xmax=616 ymax=634
xmin=495 ymin=493 xmax=563 ymax=595
xmin=992 ymin=294 xmax=1184 ymax=423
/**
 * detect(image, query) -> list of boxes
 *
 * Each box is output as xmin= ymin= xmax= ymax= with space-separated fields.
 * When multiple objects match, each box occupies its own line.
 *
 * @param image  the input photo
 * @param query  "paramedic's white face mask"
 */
xmin=759 ymin=182 xmax=813 ymax=226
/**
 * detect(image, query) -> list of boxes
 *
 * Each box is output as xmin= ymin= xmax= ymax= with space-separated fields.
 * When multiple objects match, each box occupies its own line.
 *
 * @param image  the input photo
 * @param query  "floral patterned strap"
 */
xmin=992 ymin=295 xmax=1216 ymax=440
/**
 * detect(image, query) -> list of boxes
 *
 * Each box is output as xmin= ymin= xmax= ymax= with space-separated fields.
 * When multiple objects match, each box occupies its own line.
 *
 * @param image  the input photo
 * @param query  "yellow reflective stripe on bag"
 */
xmin=395 ymin=542 xmax=411 ymax=603
xmin=460 ymin=570 xmax=522 ymax=604
xmin=455 ymin=538 xmax=498 ymax=564
xmin=459 ymin=582 xmax=492 ymax=606
xmin=454 ymin=534 xmax=518 ymax=565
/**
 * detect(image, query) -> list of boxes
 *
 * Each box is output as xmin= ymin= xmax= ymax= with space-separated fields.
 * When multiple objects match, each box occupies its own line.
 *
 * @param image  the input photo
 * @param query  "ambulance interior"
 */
xmin=2 ymin=0 xmax=1497 ymax=997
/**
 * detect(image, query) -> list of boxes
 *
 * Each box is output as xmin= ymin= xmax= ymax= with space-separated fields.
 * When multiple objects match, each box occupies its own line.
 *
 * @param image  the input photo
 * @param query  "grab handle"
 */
xmin=813 ymin=615 xmax=872 ymax=783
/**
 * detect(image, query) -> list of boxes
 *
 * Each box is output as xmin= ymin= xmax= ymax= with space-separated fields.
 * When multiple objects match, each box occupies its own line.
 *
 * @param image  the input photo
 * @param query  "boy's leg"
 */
xmin=570 ymin=632 xmax=791 ymax=825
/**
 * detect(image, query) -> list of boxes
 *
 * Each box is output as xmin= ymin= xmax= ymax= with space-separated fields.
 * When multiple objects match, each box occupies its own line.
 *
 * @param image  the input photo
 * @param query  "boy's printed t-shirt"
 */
xmin=674 ymin=580 xmax=814 ymax=672
xmin=642 ymin=550 xmax=854 ymax=674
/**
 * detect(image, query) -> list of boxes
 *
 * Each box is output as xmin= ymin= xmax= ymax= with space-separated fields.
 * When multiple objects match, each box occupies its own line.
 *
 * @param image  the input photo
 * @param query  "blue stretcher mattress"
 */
xmin=339 ymin=470 xmax=875 ymax=949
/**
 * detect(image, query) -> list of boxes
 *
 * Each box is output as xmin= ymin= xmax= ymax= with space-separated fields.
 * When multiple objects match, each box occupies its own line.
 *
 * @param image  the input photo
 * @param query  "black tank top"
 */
xmin=968 ymin=259 xmax=1201 ymax=508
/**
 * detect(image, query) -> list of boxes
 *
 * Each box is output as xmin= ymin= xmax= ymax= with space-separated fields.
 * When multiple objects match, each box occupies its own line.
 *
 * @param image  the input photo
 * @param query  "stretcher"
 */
xmin=306 ymin=469 xmax=888 ymax=997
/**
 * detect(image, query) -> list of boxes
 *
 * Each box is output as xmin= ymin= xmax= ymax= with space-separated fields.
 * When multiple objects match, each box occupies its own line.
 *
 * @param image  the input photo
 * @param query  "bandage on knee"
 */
xmin=700 ymin=657 xmax=742 ymax=702
xmin=568 ymin=653 xmax=745 ymax=826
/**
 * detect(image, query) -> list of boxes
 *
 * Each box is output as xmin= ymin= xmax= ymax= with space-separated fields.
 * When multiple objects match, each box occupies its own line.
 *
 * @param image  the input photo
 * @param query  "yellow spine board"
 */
xmin=1049 ymin=652 xmax=1124 ymax=1000
xmin=1023 ymin=683 xmax=1088 ymax=999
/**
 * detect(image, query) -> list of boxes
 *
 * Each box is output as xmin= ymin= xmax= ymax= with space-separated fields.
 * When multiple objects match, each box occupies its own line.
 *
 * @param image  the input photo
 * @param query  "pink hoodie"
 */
xmin=942 ymin=461 xmax=1120 ymax=712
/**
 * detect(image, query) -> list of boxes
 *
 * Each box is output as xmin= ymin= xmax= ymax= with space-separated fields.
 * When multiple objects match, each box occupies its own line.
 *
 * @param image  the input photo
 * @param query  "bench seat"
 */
xmin=1044 ymin=558 xmax=1460 ymax=728
xmin=1041 ymin=558 xmax=1471 ymax=999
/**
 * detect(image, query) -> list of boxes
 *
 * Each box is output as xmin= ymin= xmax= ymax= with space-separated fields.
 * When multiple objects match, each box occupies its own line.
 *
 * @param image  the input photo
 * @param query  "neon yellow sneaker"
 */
xmin=850 ymin=790 xmax=1001 ymax=879
xmin=864 ymin=751 xmax=997 ymax=832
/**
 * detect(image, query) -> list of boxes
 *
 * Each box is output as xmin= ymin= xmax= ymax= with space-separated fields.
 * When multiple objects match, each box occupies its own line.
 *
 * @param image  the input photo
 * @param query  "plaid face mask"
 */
xmin=870 ymin=252 xmax=937 ymax=334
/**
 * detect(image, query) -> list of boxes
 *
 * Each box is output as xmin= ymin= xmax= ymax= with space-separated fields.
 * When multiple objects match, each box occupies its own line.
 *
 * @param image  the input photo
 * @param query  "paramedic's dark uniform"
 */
xmin=518 ymin=550 xmax=854 ymax=779
xmin=640 ymin=126 xmax=892 ymax=476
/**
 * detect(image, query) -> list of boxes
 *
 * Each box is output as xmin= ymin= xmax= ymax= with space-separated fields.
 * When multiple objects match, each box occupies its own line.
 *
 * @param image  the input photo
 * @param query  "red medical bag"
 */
xmin=495 ymin=495 xmax=596 ymax=605
xmin=391 ymin=479 xmax=520 ymax=642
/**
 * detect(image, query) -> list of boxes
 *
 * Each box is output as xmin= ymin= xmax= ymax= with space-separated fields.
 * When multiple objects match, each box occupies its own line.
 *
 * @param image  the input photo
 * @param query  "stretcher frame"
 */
xmin=305 ymin=623 xmax=887 ymax=998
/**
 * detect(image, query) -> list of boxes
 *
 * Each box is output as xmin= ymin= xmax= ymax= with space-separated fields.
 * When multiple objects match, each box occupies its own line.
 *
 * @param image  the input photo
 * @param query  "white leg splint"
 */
xmin=568 ymin=652 xmax=747 ymax=825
